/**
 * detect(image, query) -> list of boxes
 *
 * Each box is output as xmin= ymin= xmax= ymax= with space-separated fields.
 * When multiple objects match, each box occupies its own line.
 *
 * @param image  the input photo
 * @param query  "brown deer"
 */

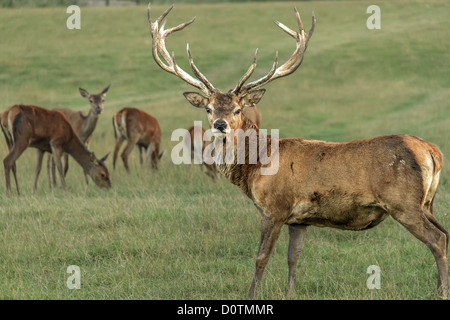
xmin=243 ymin=106 xmax=261 ymax=128
xmin=49 ymin=84 xmax=110 ymax=185
xmin=112 ymin=107 xmax=164 ymax=172
xmin=185 ymin=125 xmax=217 ymax=180
xmin=148 ymin=4 xmax=448 ymax=299
xmin=1 ymin=104 xmax=111 ymax=195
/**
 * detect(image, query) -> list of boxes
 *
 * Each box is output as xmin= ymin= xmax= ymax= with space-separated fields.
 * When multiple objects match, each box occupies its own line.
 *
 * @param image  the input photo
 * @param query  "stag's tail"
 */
xmin=421 ymin=142 xmax=448 ymax=247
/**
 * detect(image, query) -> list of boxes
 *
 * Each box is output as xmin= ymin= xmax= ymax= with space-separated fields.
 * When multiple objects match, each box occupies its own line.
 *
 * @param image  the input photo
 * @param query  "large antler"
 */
xmin=232 ymin=7 xmax=315 ymax=95
xmin=147 ymin=3 xmax=215 ymax=96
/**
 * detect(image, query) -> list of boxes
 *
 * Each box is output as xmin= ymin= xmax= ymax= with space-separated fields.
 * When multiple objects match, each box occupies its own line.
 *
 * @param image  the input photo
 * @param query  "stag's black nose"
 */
xmin=214 ymin=119 xmax=228 ymax=132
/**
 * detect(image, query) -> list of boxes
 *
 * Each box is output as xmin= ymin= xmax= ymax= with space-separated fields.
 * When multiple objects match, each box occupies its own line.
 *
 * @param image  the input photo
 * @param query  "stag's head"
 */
xmin=148 ymin=4 xmax=314 ymax=137
xmin=183 ymin=90 xmax=265 ymax=136
xmin=79 ymin=84 xmax=111 ymax=115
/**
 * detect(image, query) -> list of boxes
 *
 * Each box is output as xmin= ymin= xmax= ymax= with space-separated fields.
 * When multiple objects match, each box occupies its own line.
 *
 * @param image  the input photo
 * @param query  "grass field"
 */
xmin=0 ymin=1 xmax=449 ymax=300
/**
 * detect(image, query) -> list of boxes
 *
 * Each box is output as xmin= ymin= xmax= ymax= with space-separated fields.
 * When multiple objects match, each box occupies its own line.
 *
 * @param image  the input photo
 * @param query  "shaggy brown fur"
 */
xmin=185 ymin=90 xmax=448 ymax=300
xmin=149 ymin=4 xmax=448 ymax=299
xmin=112 ymin=107 xmax=164 ymax=171
xmin=1 ymin=105 xmax=111 ymax=194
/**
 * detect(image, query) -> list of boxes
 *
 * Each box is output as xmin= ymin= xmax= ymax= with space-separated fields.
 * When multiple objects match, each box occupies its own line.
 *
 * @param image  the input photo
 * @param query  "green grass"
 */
xmin=0 ymin=1 xmax=449 ymax=299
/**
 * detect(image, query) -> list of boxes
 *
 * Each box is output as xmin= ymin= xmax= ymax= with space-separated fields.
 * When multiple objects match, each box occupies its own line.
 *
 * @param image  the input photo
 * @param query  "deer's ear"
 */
xmin=79 ymin=88 xmax=90 ymax=98
xmin=183 ymin=92 xmax=209 ymax=108
xmin=99 ymin=153 xmax=110 ymax=163
xmin=241 ymin=89 xmax=265 ymax=109
xmin=101 ymin=84 xmax=111 ymax=96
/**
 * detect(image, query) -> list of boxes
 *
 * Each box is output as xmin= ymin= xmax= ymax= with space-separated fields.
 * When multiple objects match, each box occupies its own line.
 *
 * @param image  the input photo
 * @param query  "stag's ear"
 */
xmin=101 ymin=84 xmax=111 ymax=96
xmin=79 ymin=88 xmax=90 ymax=98
xmin=241 ymin=89 xmax=265 ymax=109
xmin=183 ymin=92 xmax=210 ymax=108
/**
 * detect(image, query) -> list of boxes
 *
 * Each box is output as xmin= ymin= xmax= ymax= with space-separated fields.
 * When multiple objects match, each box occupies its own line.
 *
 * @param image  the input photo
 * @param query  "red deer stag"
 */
xmin=112 ymin=107 xmax=164 ymax=172
xmin=1 ymin=105 xmax=111 ymax=195
xmin=49 ymin=84 xmax=110 ymax=185
xmin=148 ymin=4 xmax=448 ymax=299
xmin=185 ymin=125 xmax=217 ymax=180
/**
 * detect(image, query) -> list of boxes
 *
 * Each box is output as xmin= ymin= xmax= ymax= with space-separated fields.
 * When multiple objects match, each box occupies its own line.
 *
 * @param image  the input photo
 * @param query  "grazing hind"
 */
xmin=112 ymin=107 xmax=164 ymax=172
xmin=1 ymin=104 xmax=111 ymax=194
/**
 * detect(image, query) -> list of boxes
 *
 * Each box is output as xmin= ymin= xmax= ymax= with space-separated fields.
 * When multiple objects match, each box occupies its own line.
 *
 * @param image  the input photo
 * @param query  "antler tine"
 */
xmin=147 ymin=3 xmax=214 ymax=96
xmin=237 ymin=7 xmax=315 ymax=94
xmin=187 ymin=44 xmax=216 ymax=94
xmin=239 ymin=52 xmax=278 ymax=95
xmin=231 ymin=49 xmax=258 ymax=94
xmin=309 ymin=11 xmax=316 ymax=38
xmin=148 ymin=3 xmax=172 ymax=33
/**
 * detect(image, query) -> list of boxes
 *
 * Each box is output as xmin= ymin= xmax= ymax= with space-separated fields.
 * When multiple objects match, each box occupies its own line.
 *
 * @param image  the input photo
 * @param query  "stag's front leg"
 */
xmin=248 ymin=215 xmax=283 ymax=299
xmin=287 ymin=224 xmax=308 ymax=298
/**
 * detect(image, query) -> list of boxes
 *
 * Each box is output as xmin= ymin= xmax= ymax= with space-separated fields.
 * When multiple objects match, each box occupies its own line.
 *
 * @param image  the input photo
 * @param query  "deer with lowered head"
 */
xmin=112 ymin=107 xmax=164 ymax=172
xmin=49 ymin=84 xmax=110 ymax=186
xmin=148 ymin=4 xmax=448 ymax=299
xmin=1 ymin=104 xmax=111 ymax=195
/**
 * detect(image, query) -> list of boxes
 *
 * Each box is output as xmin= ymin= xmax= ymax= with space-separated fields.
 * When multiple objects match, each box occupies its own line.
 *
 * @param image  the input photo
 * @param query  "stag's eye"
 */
xmin=234 ymin=109 xmax=241 ymax=116
xmin=205 ymin=108 xmax=212 ymax=114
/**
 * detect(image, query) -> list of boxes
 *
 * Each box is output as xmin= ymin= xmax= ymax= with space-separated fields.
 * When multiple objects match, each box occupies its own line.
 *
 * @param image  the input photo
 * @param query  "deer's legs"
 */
xmin=62 ymin=153 xmax=69 ymax=177
xmin=390 ymin=207 xmax=448 ymax=299
xmin=3 ymin=142 xmax=27 ymax=195
xmin=32 ymin=150 xmax=44 ymax=194
xmin=47 ymin=154 xmax=53 ymax=188
xmin=287 ymin=224 xmax=308 ymax=298
xmin=51 ymin=156 xmax=57 ymax=187
xmin=50 ymin=145 xmax=67 ymax=190
xmin=146 ymin=142 xmax=153 ymax=168
xmin=137 ymin=145 xmax=144 ymax=166
xmin=121 ymin=135 xmax=139 ymax=173
xmin=248 ymin=216 xmax=283 ymax=299
xmin=113 ymin=137 xmax=125 ymax=169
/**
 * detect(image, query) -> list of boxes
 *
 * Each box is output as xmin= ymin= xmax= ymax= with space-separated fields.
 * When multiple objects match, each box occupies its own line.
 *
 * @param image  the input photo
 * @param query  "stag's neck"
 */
xmin=78 ymin=110 xmax=99 ymax=143
xmin=215 ymin=117 xmax=269 ymax=198
xmin=64 ymin=135 xmax=95 ymax=173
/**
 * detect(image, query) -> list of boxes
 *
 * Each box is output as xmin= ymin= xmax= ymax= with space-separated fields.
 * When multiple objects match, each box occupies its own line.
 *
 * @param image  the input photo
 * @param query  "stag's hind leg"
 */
xmin=390 ymin=207 xmax=448 ymax=298
xmin=287 ymin=224 xmax=308 ymax=298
